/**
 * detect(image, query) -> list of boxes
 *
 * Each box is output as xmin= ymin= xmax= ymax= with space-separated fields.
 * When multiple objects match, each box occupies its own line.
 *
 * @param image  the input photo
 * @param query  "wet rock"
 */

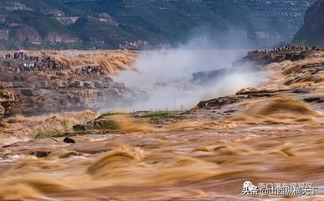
xmin=224 ymin=109 xmax=237 ymax=114
xmin=236 ymin=89 xmax=289 ymax=96
xmin=73 ymin=124 xmax=86 ymax=131
xmin=304 ymin=96 xmax=324 ymax=103
xmin=31 ymin=151 xmax=52 ymax=158
xmin=64 ymin=137 xmax=76 ymax=144
xmin=240 ymin=50 xmax=312 ymax=65
xmin=292 ymin=88 xmax=315 ymax=94
xmin=192 ymin=68 xmax=227 ymax=85
xmin=1 ymin=144 xmax=10 ymax=149
xmin=197 ymin=87 xmax=319 ymax=109
xmin=197 ymin=96 xmax=243 ymax=109
xmin=73 ymin=123 xmax=93 ymax=131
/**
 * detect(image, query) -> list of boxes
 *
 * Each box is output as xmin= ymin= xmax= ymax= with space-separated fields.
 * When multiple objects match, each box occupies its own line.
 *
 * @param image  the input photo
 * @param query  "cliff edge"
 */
xmin=293 ymin=0 xmax=324 ymax=46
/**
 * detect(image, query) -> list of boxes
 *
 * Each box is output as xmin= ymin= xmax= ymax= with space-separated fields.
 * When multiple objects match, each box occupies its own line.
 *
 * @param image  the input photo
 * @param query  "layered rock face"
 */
xmin=240 ymin=47 xmax=322 ymax=65
xmin=243 ymin=0 xmax=315 ymax=42
xmin=293 ymin=0 xmax=324 ymax=46
xmin=0 ymin=0 xmax=316 ymax=49
xmin=0 ymin=51 xmax=142 ymax=117
xmin=64 ymin=0 xmax=315 ymax=47
xmin=0 ymin=72 xmax=137 ymax=116
xmin=197 ymin=48 xmax=324 ymax=111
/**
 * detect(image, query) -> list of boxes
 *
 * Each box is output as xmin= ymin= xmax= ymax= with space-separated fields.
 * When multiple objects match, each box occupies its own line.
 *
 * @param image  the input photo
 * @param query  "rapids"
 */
xmin=0 ymin=98 xmax=323 ymax=200
xmin=0 ymin=50 xmax=323 ymax=201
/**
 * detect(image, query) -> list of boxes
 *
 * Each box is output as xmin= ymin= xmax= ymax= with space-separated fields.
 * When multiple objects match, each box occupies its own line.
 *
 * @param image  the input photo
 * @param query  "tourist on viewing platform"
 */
xmin=75 ymin=66 xmax=104 ymax=75
xmin=3 ymin=54 xmax=68 ymax=73
xmin=247 ymin=44 xmax=322 ymax=57
xmin=13 ymin=50 xmax=27 ymax=60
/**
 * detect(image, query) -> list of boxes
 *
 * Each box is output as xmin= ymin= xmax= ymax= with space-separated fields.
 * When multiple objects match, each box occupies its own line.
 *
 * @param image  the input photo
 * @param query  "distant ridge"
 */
xmin=293 ymin=0 xmax=324 ymax=46
xmin=0 ymin=0 xmax=316 ymax=49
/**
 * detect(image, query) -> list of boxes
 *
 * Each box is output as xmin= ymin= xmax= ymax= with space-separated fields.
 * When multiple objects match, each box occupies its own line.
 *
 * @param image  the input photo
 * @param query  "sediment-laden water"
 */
xmin=0 ymin=50 xmax=323 ymax=201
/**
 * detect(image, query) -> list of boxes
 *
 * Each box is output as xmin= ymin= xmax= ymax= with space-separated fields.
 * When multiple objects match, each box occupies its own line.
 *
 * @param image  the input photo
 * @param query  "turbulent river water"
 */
xmin=0 ymin=50 xmax=323 ymax=201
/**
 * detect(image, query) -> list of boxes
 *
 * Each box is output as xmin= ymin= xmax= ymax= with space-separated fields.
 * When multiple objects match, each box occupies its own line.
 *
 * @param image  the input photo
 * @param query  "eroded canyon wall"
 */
xmin=0 ymin=50 xmax=142 ymax=117
xmin=293 ymin=0 xmax=324 ymax=46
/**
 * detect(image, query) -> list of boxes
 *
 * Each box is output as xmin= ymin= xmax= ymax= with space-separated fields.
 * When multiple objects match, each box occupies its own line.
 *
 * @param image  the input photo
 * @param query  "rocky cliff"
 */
xmin=0 ymin=50 xmax=143 ymax=117
xmin=0 ymin=0 xmax=316 ymax=49
xmin=293 ymin=0 xmax=324 ymax=46
xmin=63 ymin=0 xmax=316 ymax=47
xmin=0 ymin=71 xmax=139 ymax=116
xmin=196 ymin=48 xmax=324 ymax=118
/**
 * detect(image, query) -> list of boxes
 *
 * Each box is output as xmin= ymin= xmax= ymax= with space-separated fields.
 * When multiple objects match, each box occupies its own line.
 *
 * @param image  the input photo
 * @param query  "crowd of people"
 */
xmin=74 ymin=65 xmax=105 ymax=75
xmin=4 ymin=56 xmax=67 ymax=73
xmin=5 ymin=52 xmax=39 ymax=61
xmin=248 ymin=44 xmax=322 ymax=56
xmin=1 ymin=51 xmax=108 ymax=76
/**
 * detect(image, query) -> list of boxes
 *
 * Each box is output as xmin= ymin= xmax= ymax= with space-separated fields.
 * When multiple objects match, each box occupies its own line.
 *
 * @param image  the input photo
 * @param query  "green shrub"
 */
xmin=93 ymin=120 xmax=118 ymax=130
xmin=34 ymin=129 xmax=60 ymax=139
xmin=203 ymin=105 xmax=211 ymax=110
xmin=144 ymin=111 xmax=182 ymax=120
xmin=97 ymin=112 xmax=125 ymax=119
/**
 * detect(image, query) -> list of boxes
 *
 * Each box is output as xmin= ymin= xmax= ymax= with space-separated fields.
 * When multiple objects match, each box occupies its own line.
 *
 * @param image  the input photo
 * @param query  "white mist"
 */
xmin=116 ymin=38 xmax=268 ymax=111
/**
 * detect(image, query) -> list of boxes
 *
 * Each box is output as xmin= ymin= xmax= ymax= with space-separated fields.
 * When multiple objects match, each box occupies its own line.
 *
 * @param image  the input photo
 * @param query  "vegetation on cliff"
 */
xmin=0 ymin=0 xmax=316 ymax=49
